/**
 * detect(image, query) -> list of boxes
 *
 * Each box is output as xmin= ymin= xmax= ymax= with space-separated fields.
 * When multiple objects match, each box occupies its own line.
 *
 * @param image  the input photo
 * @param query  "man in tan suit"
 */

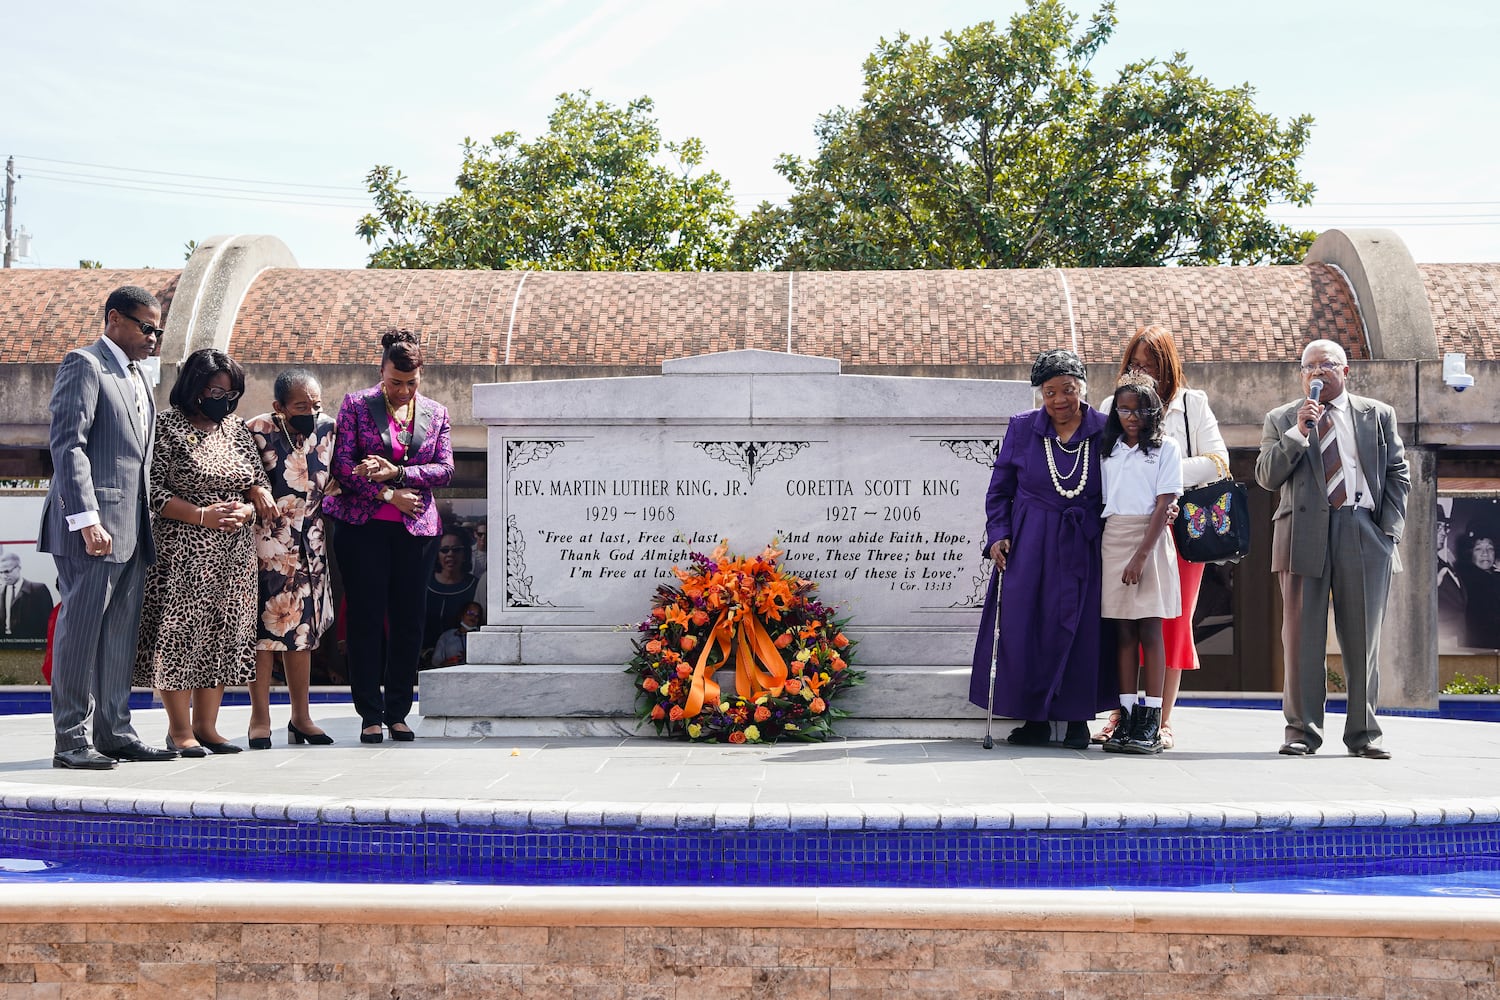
xmin=1255 ymin=339 xmax=1409 ymax=759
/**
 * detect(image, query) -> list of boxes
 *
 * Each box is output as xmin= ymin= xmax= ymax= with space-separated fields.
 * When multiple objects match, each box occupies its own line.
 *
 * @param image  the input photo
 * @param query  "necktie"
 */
xmin=127 ymin=362 xmax=147 ymax=436
xmin=3 ymin=584 xmax=11 ymax=634
xmin=1317 ymin=407 xmax=1347 ymax=508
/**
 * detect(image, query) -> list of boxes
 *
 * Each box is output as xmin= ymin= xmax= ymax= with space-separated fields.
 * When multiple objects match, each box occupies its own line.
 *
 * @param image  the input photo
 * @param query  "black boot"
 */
xmin=1102 ymin=706 xmax=1135 ymax=753
xmin=1124 ymin=705 xmax=1164 ymax=755
xmin=1062 ymin=721 xmax=1091 ymax=749
xmin=1007 ymin=720 xmax=1050 ymax=746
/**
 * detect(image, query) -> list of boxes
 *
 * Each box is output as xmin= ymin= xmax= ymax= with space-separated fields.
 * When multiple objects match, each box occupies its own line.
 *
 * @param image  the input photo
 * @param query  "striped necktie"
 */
xmin=127 ymin=362 xmax=147 ymax=437
xmin=1317 ymin=407 xmax=1347 ymax=508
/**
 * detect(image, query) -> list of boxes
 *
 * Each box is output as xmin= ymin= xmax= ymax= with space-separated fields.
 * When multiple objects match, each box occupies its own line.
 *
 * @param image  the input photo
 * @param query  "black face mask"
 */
xmin=285 ymin=413 xmax=317 ymax=436
xmin=198 ymin=396 xmax=234 ymax=422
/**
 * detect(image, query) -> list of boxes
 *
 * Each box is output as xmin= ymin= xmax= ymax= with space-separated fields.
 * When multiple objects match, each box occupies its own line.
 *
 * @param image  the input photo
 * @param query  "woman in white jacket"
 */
xmin=1095 ymin=325 xmax=1228 ymax=749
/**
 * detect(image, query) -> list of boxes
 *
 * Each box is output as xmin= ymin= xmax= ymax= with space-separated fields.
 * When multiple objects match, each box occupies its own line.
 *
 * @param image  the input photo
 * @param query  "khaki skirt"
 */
xmin=1100 ymin=514 xmax=1182 ymax=620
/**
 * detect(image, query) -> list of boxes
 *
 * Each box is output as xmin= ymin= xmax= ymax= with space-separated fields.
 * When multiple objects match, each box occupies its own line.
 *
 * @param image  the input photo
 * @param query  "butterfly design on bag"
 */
xmin=1184 ymin=492 xmax=1234 ymax=539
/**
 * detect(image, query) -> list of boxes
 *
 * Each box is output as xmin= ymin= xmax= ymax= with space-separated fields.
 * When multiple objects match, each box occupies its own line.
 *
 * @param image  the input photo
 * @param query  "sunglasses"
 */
xmin=438 ymin=546 xmax=464 ymax=554
xmin=201 ymin=388 xmax=241 ymax=402
xmin=1116 ymin=407 xmax=1158 ymax=419
xmin=115 ymin=310 xmax=166 ymax=339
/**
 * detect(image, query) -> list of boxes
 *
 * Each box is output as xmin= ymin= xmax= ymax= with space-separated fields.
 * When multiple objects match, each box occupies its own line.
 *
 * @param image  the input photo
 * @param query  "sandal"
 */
xmin=1159 ymin=723 xmax=1175 ymax=750
xmin=1091 ymin=708 xmax=1124 ymax=744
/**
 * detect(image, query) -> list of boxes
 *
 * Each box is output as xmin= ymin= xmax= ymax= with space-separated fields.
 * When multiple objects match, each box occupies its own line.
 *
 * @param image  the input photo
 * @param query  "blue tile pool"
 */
xmin=3 ymin=807 xmax=1499 ymax=896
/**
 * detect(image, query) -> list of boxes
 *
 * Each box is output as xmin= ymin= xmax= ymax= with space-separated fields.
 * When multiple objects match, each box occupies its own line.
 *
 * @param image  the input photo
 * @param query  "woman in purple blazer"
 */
xmin=322 ymin=330 xmax=453 ymax=743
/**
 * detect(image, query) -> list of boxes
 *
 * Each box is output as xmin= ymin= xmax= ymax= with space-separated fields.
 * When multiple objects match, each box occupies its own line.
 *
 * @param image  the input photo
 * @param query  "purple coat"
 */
xmin=968 ymin=405 xmax=1115 ymax=722
xmin=321 ymin=385 xmax=453 ymax=537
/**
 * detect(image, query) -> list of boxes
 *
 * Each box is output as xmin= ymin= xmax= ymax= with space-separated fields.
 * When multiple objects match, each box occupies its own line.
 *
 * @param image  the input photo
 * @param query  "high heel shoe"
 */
xmin=197 ymin=739 xmax=243 ymax=754
xmin=247 ymin=735 xmax=272 ymax=750
xmin=165 ymin=735 xmax=208 ymax=759
xmin=360 ymin=726 xmax=384 ymax=745
xmin=387 ymin=722 xmax=416 ymax=742
xmin=288 ymin=722 xmax=334 ymax=746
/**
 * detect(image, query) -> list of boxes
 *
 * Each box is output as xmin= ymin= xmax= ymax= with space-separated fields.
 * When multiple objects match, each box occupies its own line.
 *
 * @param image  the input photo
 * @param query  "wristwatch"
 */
xmin=380 ymin=487 xmax=395 ymax=503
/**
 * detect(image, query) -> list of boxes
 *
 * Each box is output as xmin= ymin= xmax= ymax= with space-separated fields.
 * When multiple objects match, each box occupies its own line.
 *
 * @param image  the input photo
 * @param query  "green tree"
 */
xmin=732 ymin=0 xmax=1316 ymax=270
xmin=358 ymin=92 xmax=740 ymax=270
xmin=78 ymin=259 xmax=102 ymax=269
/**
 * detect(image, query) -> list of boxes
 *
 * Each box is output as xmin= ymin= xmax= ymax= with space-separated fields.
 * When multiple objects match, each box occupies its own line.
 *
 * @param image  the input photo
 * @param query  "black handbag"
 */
xmin=1171 ymin=396 xmax=1251 ymax=565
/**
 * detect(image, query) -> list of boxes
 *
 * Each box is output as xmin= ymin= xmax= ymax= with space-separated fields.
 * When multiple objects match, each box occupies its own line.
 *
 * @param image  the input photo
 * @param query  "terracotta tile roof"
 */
xmin=1422 ymin=263 xmax=1500 ymax=360
xmin=509 ymin=271 xmax=790 ymax=365
xmin=225 ymin=264 xmax=1367 ymax=368
xmin=230 ymin=268 xmax=527 ymax=366
xmin=0 ymin=262 xmax=1474 ymax=369
xmin=0 ymin=270 xmax=179 ymax=364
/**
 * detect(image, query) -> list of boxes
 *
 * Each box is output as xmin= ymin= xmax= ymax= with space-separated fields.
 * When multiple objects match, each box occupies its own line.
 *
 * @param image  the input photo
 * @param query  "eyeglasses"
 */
xmin=1117 ymin=407 xmax=1157 ymax=419
xmin=115 ymin=310 xmax=166 ymax=339
xmin=201 ymin=388 xmax=241 ymax=401
xmin=1299 ymin=361 xmax=1342 ymax=375
xmin=438 ymin=546 xmax=464 ymax=554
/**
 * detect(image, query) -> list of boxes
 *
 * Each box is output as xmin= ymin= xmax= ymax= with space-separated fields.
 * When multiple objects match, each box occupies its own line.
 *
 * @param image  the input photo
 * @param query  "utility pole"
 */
xmin=2 ymin=157 xmax=14 ymax=269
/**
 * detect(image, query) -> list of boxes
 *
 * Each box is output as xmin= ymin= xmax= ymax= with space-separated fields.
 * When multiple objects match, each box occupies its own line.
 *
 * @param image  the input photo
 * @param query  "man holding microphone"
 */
xmin=1255 ymin=339 xmax=1409 ymax=759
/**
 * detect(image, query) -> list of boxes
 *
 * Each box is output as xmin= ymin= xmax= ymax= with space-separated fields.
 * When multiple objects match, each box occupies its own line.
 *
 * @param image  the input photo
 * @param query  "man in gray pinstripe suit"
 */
xmin=39 ymin=286 xmax=178 ymax=768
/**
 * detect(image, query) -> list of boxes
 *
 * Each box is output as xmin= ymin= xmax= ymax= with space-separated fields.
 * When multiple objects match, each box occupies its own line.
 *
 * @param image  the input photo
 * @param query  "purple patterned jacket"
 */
xmin=321 ymin=385 xmax=453 ymax=537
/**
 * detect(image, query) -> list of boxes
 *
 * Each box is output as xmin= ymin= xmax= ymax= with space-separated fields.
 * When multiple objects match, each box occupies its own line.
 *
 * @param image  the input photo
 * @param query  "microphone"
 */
xmin=1305 ymin=378 xmax=1324 ymax=431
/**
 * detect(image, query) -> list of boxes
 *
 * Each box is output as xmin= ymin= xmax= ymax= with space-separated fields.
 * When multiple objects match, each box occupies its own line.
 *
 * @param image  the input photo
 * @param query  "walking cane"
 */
xmin=982 ymin=568 xmax=1003 ymax=750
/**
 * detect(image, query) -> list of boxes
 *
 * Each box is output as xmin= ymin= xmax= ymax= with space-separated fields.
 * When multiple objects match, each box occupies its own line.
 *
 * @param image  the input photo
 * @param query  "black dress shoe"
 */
xmin=247 ymin=735 xmax=273 ymax=750
xmin=197 ymin=740 xmax=243 ymax=755
xmin=164 ymin=736 xmax=207 ymax=759
xmin=1006 ymin=720 xmax=1050 ymax=746
xmin=1348 ymin=745 xmax=1392 ymax=759
xmin=102 ymin=740 xmax=180 ymax=762
xmin=288 ymin=722 xmax=334 ymax=746
xmin=53 ymin=746 xmax=118 ymax=770
xmin=387 ymin=722 xmax=416 ymax=742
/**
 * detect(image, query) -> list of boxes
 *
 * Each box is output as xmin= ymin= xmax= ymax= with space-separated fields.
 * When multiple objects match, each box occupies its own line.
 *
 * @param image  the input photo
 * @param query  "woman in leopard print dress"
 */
xmin=134 ymin=349 xmax=274 ymax=756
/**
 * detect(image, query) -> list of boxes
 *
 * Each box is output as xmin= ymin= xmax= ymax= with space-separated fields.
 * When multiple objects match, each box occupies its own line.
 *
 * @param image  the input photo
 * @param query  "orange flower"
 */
xmin=642 ymin=678 xmax=660 ymax=693
xmin=675 ymin=663 xmax=691 ymax=679
xmin=833 ymin=633 xmax=849 ymax=649
xmin=791 ymin=662 xmax=804 ymax=676
xmin=661 ymin=650 xmax=681 ymax=665
xmin=691 ymin=609 xmax=710 ymax=626
xmin=650 ymin=705 xmax=665 ymax=721
xmin=663 ymin=605 xmax=689 ymax=629
xmin=809 ymin=697 xmax=826 ymax=714
xmin=773 ymin=632 xmax=793 ymax=649
xmin=651 ymin=607 xmax=667 ymax=621
xmin=754 ymin=705 xmax=771 ymax=722
xmin=669 ymin=706 xmax=684 ymax=722
xmin=679 ymin=634 xmax=698 ymax=652
xmin=830 ymin=655 xmax=846 ymax=672
xmin=728 ymin=731 xmax=746 ymax=744
xmin=784 ymin=678 xmax=802 ymax=694
xmin=645 ymin=639 xmax=662 ymax=654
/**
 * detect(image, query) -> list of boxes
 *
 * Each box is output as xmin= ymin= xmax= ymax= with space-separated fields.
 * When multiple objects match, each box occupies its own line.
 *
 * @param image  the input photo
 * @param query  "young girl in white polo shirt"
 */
xmin=1099 ymin=374 xmax=1182 ymax=754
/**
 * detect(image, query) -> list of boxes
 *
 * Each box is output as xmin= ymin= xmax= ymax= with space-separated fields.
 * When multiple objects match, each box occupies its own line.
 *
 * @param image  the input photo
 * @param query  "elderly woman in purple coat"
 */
xmin=322 ymin=330 xmax=453 ymax=744
xmin=969 ymin=349 xmax=1115 ymax=748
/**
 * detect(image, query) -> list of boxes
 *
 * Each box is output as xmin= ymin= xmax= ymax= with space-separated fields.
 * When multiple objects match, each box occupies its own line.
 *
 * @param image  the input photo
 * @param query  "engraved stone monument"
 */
xmin=420 ymin=350 xmax=1032 ymax=737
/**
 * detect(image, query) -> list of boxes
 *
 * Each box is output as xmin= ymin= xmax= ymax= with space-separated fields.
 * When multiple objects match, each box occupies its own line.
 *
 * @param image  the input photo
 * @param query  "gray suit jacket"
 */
xmin=37 ymin=339 xmax=156 ymax=565
xmin=1255 ymin=392 xmax=1409 ymax=578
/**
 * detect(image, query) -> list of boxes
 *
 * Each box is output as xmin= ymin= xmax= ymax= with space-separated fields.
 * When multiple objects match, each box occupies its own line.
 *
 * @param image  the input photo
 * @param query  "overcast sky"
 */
xmin=8 ymin=0 xmax=1497 ymax=269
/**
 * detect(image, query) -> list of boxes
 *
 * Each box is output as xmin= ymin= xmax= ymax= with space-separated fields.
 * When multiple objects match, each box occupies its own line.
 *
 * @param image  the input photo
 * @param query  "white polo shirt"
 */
xmin=1102 ymin=436 xmax=1182 ymax=518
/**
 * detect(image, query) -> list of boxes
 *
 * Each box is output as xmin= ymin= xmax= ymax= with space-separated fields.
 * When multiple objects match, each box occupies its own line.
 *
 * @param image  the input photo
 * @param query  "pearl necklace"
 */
xmin=1044 ymin=436 xmax=1089 ymax=499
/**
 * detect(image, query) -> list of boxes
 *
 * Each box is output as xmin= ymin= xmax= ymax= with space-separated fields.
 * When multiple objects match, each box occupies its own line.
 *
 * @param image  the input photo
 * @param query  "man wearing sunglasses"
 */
xmin=38 ymin=285 xmax=177 ymax=769
xmin=1255 ymin=339 xmax=1409 ymax=761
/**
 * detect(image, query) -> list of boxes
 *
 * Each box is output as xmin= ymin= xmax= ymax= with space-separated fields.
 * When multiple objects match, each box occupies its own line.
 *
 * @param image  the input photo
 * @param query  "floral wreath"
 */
xmin=627 ymin=539 xmax=862 ymax=743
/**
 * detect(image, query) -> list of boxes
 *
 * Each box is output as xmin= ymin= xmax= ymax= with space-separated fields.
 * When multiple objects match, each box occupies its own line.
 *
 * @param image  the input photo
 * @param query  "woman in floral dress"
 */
xmin=135 ymin=349 xmax=273 ymax=756
xmin=245 ymin=369 xmax=338 ymax=748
